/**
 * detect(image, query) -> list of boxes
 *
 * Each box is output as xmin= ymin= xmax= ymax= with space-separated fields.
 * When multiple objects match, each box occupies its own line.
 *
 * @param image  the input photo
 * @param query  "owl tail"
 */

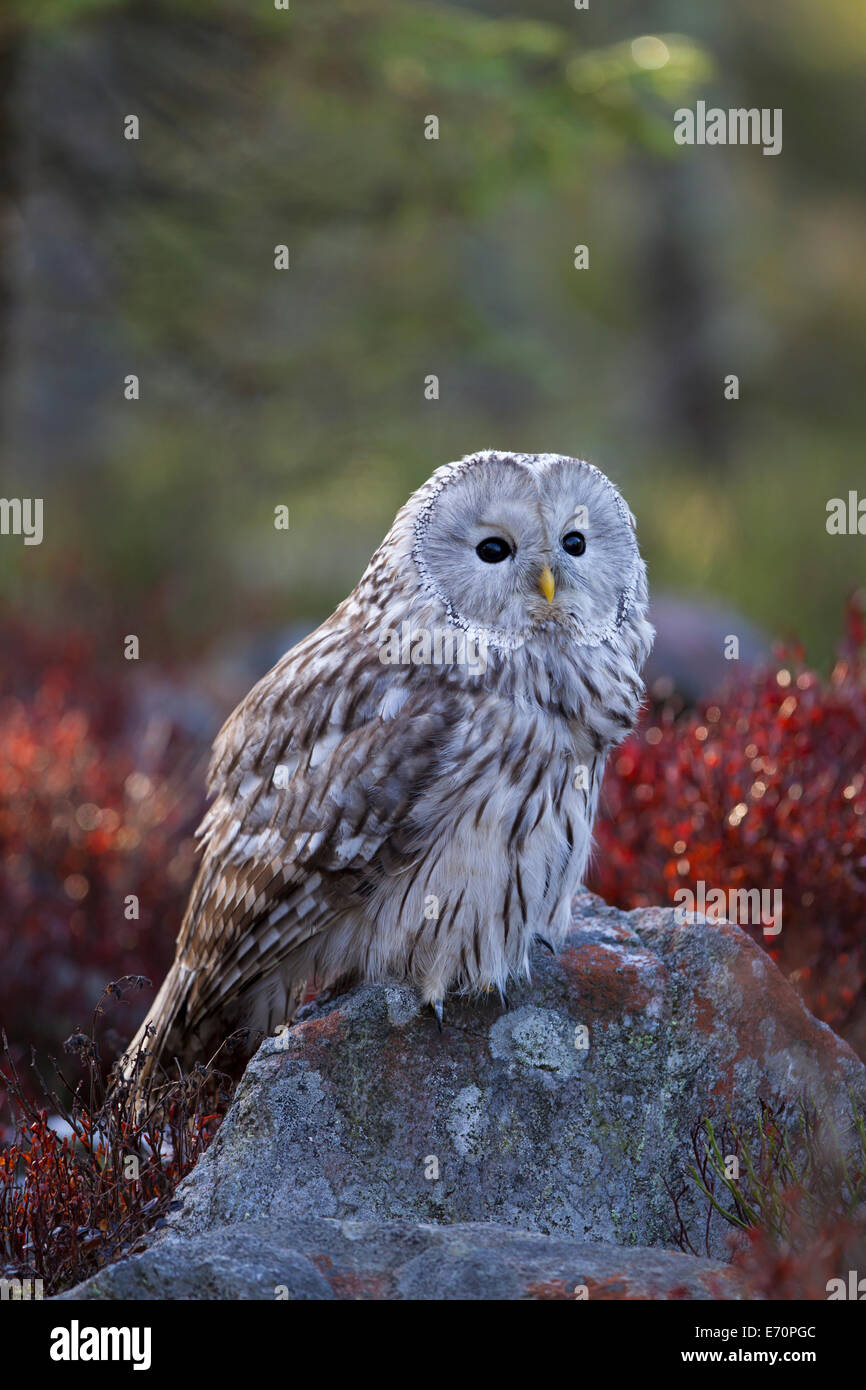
xmin=119 ymin=960 xmax=197 ymax=1093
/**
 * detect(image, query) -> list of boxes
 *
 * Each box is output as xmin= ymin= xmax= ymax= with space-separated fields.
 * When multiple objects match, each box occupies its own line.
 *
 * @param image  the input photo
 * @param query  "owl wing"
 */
xmin=174 ymin=619 xmax=465 ymax=1032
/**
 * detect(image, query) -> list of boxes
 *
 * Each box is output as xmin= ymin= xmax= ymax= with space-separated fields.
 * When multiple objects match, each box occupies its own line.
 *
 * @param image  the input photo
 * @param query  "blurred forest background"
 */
xmin=1 ymin=0 xmax=864 ymax=669
xmin=1 ymin=0 xmax=865 ymax=1069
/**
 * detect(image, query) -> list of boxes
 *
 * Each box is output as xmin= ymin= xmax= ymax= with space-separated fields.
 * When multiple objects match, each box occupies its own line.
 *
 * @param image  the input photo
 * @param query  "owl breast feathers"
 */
xmin=124 ymin=450 xmax=654 ymax=1079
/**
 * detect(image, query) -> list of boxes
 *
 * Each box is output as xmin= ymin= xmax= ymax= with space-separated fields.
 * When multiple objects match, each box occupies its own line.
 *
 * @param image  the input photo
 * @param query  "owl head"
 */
xmin=394 ymin=450 xmax=646 ymax=654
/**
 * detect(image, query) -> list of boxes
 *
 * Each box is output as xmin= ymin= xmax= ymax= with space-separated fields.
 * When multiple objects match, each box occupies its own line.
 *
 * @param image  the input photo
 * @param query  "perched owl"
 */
xmin=123 ymin=450 xmax=653 ymax=1082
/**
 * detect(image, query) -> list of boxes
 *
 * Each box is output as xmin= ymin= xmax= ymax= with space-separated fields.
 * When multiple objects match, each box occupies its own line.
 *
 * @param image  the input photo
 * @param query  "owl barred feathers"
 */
xmin=122 ymin=450 xmax=653 ymax=1083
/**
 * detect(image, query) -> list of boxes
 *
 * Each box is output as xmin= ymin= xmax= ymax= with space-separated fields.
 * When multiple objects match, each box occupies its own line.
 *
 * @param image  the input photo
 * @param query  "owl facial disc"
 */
xmin=411 ymin=450 xmax=642 ymax=652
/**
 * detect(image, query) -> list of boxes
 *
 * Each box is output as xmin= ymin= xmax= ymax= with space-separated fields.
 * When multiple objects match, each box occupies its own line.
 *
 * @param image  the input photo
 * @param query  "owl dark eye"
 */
xmin=561 ymin=531 xmax=586 ymax=557
xmin=476 ymin=537 xmax=512 ymax=564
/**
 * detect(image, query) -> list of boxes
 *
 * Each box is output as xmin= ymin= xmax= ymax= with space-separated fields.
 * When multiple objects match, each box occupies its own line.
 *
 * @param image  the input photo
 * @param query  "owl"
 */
xmin=123 ymin=450 xmax=653 ymax=1082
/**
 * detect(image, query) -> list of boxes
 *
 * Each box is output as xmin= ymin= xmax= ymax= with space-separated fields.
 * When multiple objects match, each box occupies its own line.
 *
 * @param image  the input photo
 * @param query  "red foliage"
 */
xmin=590 ymin=596 xmax=866 ymax=1054
xmin=0 ymin=979 xmax=230 ymax=1294
xmin=0 ymin=618 xmax=205 ymax=1079
xmin=731 ymin=1204 xmax=866 ymax=1301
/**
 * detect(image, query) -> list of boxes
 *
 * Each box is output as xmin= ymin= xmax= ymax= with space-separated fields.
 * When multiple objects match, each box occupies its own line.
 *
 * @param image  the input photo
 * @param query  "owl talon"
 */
xmin=432 ymin=999 xmax=444 ymax=1032
xmin=536 ymin=935 xmax=556 ymax=955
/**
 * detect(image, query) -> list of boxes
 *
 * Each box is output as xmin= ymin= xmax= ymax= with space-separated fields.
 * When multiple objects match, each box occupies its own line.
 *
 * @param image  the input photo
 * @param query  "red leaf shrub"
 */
xmin=730 ymin=1211 xmax=866 ymax=1300
xmin=0 ymin=618 xmax=206 ymax=1083
xmin=590 ymin=596 xmax=866 ymax=1056
xmin=0 ymin=979 xmax=232 ymax=1295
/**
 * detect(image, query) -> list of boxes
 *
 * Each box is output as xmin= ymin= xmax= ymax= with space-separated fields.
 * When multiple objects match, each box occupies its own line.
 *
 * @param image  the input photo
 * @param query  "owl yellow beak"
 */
xmin=538 ymin=565 xmax=556 ymax=603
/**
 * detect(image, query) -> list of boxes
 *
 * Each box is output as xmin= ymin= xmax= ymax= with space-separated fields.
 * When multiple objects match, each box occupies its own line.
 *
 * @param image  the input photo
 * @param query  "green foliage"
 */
xmin=671 ymin=1093 xmax=866 ymax=1297
xmin=0 ymin=1 xmax=863 ymax=664
xmin=688 ymin=1099 xmax=866 ymax=1241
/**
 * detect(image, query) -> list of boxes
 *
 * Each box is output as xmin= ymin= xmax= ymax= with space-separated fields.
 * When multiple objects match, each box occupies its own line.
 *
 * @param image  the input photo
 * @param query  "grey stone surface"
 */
xmin=60 ymin=894 xmax=866 ymax=1300
xmin=58 ymin=1215 xmax=741 ymax=1301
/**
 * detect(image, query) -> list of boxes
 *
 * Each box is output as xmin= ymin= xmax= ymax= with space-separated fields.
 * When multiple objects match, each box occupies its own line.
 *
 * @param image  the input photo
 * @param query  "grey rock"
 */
xmin=60 ymin=894 xmax=866 ymax=1300
xmin=646 ymin=594 xmax=768 ymax=703
xmin=58 ymin=1216 xmax=740 ymax=1302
